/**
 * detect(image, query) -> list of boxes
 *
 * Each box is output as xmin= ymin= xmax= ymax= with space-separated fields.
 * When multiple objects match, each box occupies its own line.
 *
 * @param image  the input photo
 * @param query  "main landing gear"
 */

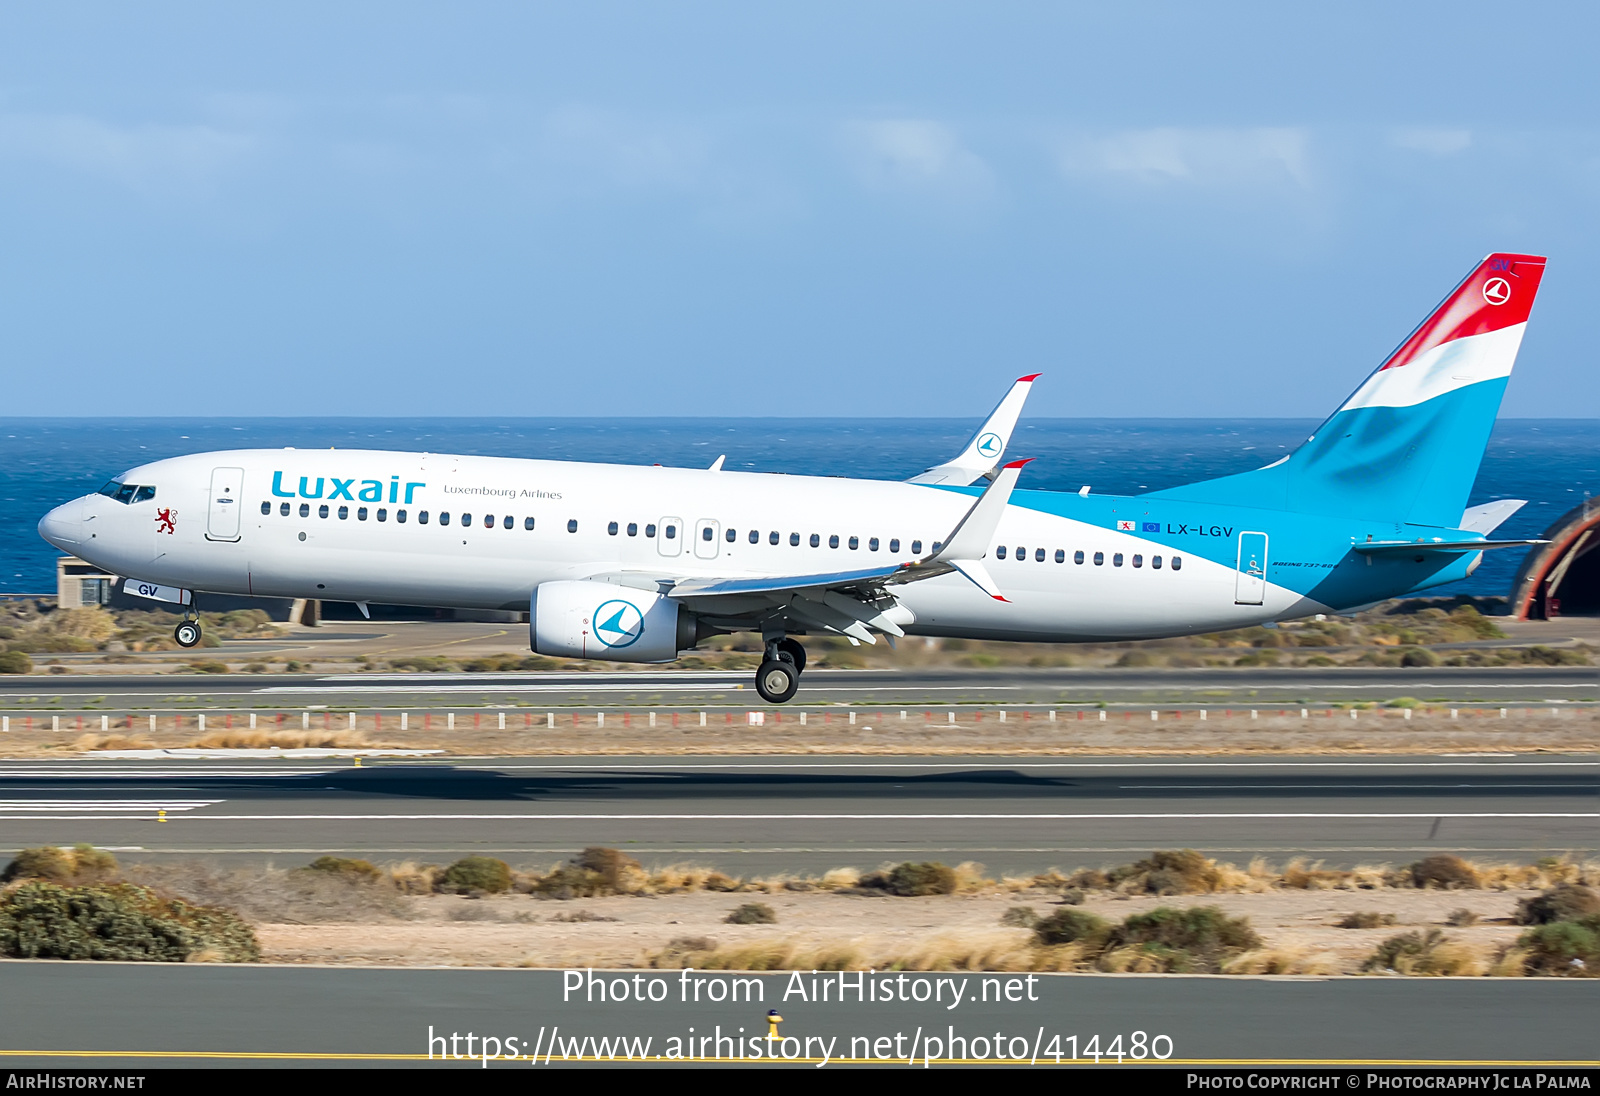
xmin=755 ymin=636 xmax=806 ymax=704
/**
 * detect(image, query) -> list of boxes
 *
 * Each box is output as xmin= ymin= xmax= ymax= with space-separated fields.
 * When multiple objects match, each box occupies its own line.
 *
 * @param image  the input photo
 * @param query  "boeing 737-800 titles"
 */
xmin=39 ymin=255 xmax=1547 ymax=702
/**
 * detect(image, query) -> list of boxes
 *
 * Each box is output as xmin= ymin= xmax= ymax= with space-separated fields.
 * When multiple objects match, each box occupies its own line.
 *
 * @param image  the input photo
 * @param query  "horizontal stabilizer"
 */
xmin=908 ymin=375 xmax=1038 ymax=486
xmin=1352 ymin=538 xmax=1546 ymax=555
xmin=1459 ymin=499 xmax=1526 ymax=535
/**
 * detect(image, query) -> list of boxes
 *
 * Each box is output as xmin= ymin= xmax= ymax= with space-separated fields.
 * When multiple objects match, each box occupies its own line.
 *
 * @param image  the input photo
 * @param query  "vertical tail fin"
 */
xmin=1151 ymin=253 xmax=1547 ymax=527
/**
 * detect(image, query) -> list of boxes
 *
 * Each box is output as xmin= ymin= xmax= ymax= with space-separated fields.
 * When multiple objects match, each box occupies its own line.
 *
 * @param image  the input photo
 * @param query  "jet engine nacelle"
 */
xmin=530 ymin=580 xmax=692 ymax=663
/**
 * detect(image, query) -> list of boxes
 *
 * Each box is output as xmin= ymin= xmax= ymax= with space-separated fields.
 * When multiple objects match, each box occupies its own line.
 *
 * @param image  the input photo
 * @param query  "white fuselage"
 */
xmin=40 ymin=449 xmax=1315 ymax=643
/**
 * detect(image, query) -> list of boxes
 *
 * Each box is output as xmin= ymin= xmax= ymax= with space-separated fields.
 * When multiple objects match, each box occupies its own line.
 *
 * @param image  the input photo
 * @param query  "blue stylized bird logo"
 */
xmin=593 ymin=599 xmax=645 ymax=648
xmin=976 ymin=432 xmax=1002 ymax=457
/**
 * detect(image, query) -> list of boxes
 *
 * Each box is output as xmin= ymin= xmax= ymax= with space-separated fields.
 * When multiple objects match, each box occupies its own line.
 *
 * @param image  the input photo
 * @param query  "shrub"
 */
xmin=861 ymin=862 xmax=957 ymax=897
xmin=999 ymin=906 xmax=1038 ymax=928
xmin=1110 ymin=849 xmax=1224 ymax=895
xmin=1446 ymin=909 xmax=1480 ymax=927
xmin=724 ymin=903 xmax=777 ymax=925
xmin=534 ymin=848 xmax=647 ymax=898
xmin=1104 ymin=906 xmax=1261 ymax=973
xmin=0 ymin=881 xmax=259 ymax=962
xmin=303 ymin=857 xmax=383 ymax=883
xmin=1399 ymin=648 xmax=1437 ymax=668
xmin=1410 ymin=854 xmax=1481 ymax=890
xmin=1032 ymin=908 xmax=1112 ymax=948
xmin=1338 ymin=911 xmax=1397 ymax=929
xmin=0 ymin=651 xmax=31 ymax=674
xmin=186 ymin=661 xmax=229 ymax=674
xmin=2 ymin=844 xmax=118 ymax=884
xmin=1359 ymin=928 xmax=1483 ymax=975
xmin=1515 ymin=884 xmax=1600 ymax=925
xmin=441 ymin=856 xmax=512 ymax=894
xmin=1516 ymin=919 xmax=1600 ymax=976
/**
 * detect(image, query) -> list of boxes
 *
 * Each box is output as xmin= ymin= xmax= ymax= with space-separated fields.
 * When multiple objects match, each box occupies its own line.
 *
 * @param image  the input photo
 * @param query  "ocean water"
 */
xmin=2 ymin=418 xmax=1597 ymax=600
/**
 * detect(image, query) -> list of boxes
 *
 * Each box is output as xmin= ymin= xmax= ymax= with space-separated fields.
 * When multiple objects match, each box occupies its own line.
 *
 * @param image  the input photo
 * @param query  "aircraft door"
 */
xmin=1234 ymin=531 xmax=1268 ymax=605
xmin=694 ymin=519 xmax=721 ymax=559
xmin=206 ymin=467 xmax=245 ymax=542
xmin=657 ymin=517 xmax=682 ymax=557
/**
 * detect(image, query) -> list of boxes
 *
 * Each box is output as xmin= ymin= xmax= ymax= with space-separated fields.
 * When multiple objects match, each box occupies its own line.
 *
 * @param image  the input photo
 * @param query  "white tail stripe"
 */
xmin=1339 ymin=323 xmax=1525 ymax=412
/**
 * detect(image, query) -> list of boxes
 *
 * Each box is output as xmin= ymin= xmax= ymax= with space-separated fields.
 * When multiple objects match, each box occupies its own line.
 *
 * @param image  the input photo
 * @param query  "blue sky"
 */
xmin=2 ymin=3 xmax=1597 ymax=417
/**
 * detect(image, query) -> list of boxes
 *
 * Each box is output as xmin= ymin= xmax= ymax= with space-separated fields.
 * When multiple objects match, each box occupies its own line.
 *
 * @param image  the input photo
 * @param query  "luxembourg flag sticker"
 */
xmin=1116 ymin=520 xmax=1135 ymax=531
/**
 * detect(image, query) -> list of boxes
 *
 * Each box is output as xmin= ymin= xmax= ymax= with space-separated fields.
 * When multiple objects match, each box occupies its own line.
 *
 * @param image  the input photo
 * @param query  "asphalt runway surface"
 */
xmin=3 ymin=666 xmax=1600 ymax=710
xmin=2 ymin=964 xmax=1594 ymax=1067
xmin=3 ymin=755 xmax=1595 ymax=872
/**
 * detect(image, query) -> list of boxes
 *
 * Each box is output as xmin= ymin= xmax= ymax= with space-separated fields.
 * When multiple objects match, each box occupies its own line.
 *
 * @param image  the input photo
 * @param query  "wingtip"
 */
xmin=992 ymin=594 xmax=1009 ymax=602
xmin=1016 ymin=373 xmax=1041 ymax=383
xmin=1001 ymin=457 xmax=1033 ymax=470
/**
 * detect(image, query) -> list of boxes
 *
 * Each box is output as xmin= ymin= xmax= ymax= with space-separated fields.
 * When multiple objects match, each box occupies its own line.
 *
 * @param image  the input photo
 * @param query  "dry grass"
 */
xmin=71 ymin=734 xmax=157 ymax=751
xmin=123 ymin=862 xmax=412 ymax=923
xmin=1223 ymin=947 xmax=1343 ymax=976
xmin=647 ymin=932 xmax=1089 ymax=972
xmin=188 ymin=730 xmax=394 ymax=750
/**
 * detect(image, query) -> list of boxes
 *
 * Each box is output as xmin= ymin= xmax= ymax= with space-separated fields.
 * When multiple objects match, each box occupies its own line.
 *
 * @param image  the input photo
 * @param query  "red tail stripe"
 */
xmin=1380 ymin=253 xmax=1546 ymax=371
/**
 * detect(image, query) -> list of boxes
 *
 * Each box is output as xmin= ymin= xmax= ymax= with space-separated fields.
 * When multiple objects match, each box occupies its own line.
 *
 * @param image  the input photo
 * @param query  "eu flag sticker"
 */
xmin=1116 ymin=520 xmax=1135 ymax=531
xmin=1142 ymin=522 xmax=1160 ymax=532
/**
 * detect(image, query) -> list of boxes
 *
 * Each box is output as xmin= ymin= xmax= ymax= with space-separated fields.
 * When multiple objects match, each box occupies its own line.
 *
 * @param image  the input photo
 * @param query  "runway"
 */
xmin=2 ymin=964 xmax=1594 ymax=1067
xmin=2 ymin=665 xmax=1598 ymax=710
xmin=3 ymin=755 xmax=1594 ymax=873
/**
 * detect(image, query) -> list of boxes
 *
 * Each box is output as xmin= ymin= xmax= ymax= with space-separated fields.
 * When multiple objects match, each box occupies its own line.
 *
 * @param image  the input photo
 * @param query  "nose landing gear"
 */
xmin=755 ymin=636 xmax=806 ymax=704
xmin=174 ymin=620 xmax=202 ymax=648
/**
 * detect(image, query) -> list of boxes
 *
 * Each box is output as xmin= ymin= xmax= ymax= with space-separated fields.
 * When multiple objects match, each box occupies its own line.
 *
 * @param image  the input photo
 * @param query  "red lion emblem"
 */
xmin=155 ymin=508 xmax=176 ymax=535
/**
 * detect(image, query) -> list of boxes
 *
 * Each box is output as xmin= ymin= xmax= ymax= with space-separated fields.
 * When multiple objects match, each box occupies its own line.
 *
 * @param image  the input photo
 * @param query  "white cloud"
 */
xmin=1056 ymin=126 xmax=1314 ymax=191
xmin=0 ymin=111 xmax=255 ymax=192
xmin=1389 ymin=127 xmax=1472 ymax=155
xmin=840 ymin=118 xmax=995 ymax=203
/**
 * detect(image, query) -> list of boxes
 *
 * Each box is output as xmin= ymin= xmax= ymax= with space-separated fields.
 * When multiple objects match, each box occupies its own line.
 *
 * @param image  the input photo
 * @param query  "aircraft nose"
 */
xmin=38 ymin=500 xmax=83 ymax=549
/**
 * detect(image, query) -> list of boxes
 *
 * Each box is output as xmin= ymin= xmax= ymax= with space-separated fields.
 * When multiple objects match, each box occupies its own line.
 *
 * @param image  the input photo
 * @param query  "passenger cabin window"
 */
xmin=440 ymin=512 xmax=451 ymax=526
xmin=462 ymin=513 xmax=473 ymax=526
xmin=417 ymin=510 xmax=428 ymax=524
xmin=525 ymin=517 xmax=534 ymax=530
xmin=568 ymin=519 xmax=579 ymax=533
xmin=725 ymin=528 xmax=736 ymax=543
xmin=608 ymin=522 xmax=619 ymax=536
xmin=790 ymin=533 xmax=800 ymax=546
xmin=1075 ymin=550 xmax=1085 ymax=564
xmin=377 ymin=508 xmax=388 ymax=522
xmin=702 ymin=526 xmax=714 ymax=542
xmin=480 ymin=514 xmax=491 ymax=528
xmin=847 ymin=536 xmax=858 ymax=550
xmin=502 ymin=515 xmax=512 ymax=529
xmin=1132 ymin=554 xmax=1143 ymax=568
xmin=749 ymin=530 xmax=759 ymax=544
xmin=1055 ymin=549 xmax=1065 ymax=563
xmin=338 ymin=506 xmax=349 ymax=520
xmin=260 ymin=502 xmax=270 ymax=515
xmin=1152 ymin=555 xmax=1162 ymax=569
xmin=1093 ymin=551 xmax=1104 ymax=566
xmin=664 ymin=524 xmax=675 ymax=539
xmin=397 ymin=510 xmax=407 ymax=523
xmin=1036 ymin=548 xmax=1046 ymax=562
xmin=869 ymin=537 xmax=879 ymax=552
xmin=932 ymin=542 xmax=942 ymax=553
xmin=359 ymin=507 xmax=369 ymax=521
xmin=1113 ymin=553 xmax=1124 ymax=567
xmin=280 ymin=502 xmax=290 ymax=516
xmin=646 ymin=523 xmax=657 ymax=537
xmin=809 ymin=534 xmax=820 ymax=547
xmin=627 ymin=522 xmax=637 ymax=536
xmin=299 ymin=503 xmax=311 ymax=518
xmin=1014 ymin=546 xmax=1024 ymax=560
xmin=911 ymin=540 xmax=922 ymax=554
xmin=890 ymin=538 xmax=900 ymax=553
xmin=1172 ymin=555 xmax=1183 ymax=571
xmin=318 ymin=504 xmax=329 ymax=518
xmin=997 ymin=546 xmax=1008 ymax=559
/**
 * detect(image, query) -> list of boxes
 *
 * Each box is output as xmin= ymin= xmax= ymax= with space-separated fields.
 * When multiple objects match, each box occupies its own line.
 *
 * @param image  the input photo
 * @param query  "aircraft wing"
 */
xmin=588 ymin=460 xmax=1031 ymax=644
xmin=906 ymin=374 xmax=1038 ymax=486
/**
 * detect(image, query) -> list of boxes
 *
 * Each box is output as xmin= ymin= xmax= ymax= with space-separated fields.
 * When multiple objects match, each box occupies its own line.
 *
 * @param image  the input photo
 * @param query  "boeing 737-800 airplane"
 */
xmin=39 ymin=254 xmax=1547 ymax=702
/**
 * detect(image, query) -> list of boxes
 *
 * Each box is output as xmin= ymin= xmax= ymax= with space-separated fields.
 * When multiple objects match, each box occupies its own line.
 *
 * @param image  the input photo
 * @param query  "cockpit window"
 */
xmin=98 ymin=481 xmax=156 ymax=505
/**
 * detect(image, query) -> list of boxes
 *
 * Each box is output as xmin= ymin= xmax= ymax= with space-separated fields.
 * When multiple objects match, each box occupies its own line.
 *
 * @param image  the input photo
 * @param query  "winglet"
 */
xmin=907 ymin=375 xmax=1039 ymax=486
